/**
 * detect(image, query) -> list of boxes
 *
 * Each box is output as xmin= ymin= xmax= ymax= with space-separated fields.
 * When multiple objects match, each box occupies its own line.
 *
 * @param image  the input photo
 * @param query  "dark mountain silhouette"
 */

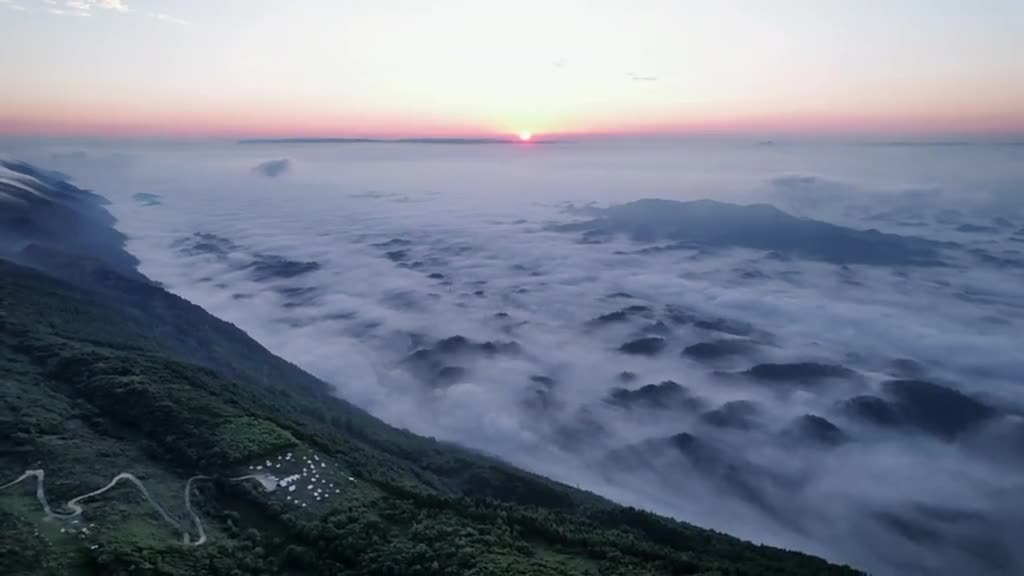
xmin=554 ymin=198 xmax=946 ymax=265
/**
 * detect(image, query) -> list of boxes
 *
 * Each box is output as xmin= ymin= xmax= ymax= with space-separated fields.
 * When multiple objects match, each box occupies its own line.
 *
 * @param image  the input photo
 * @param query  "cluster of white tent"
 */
xmin=247 ymin=452 xmax=355 ymax=509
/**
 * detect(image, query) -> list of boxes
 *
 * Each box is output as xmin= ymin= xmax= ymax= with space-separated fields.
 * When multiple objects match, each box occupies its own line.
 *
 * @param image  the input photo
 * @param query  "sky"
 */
xmin=1 ymin=0 xmax=1023 ymax=138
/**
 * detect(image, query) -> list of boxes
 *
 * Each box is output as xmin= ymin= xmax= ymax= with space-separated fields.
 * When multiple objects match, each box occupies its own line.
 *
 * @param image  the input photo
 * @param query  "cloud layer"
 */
xmin=19 ymin=0 xmax=187 ymax=23
xmin=12 ymin=139 xmax=1024 ymax=575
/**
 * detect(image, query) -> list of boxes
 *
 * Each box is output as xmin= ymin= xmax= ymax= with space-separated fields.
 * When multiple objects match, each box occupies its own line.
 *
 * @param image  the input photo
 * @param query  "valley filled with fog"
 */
xmin=10 ymin=139 xmax=1024 ymax=575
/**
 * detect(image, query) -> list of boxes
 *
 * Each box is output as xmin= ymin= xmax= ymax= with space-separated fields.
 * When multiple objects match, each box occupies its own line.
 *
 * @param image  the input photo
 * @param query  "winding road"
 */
xmin=0 ymin=469 xmax=217 ymax=546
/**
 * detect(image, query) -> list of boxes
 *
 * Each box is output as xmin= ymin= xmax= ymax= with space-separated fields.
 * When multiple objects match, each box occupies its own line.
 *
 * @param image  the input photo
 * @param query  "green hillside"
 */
xmin=0 ymin=259 xmax=861 ymax=575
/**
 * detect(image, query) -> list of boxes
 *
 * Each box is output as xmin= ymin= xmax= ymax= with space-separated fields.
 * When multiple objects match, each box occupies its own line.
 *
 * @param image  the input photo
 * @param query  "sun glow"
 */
xmin=518 ymin=130 xmax=532 ymax=141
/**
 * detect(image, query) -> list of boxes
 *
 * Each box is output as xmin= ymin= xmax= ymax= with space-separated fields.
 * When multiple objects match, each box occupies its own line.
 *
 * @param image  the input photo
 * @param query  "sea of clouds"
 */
xmin=6 ymin=138 xmax=1024 ymax=575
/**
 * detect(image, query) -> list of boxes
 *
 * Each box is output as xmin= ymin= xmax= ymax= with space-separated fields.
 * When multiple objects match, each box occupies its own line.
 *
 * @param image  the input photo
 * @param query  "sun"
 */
xmin=518 ymin=130 xmax=532 ymax=142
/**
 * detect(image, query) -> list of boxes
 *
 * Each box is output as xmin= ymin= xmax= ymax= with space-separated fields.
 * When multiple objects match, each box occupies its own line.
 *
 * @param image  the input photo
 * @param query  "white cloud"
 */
xmin=153 ymin=11 xmax=187 ymax=25
xmin=47 ymin=0 xmax=128 ymax=15
xmin=35 ymin=0 xmax=188 ymax=23
xmin=97 ymin=0 xmax=127 ymax=10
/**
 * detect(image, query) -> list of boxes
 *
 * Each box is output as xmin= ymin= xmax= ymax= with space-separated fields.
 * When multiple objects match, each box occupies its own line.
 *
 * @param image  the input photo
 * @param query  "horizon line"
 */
xmin=4 ymin=132 xmax=1024 ymax=147
xmin=238 ymin=137 xmax=566 ymax=145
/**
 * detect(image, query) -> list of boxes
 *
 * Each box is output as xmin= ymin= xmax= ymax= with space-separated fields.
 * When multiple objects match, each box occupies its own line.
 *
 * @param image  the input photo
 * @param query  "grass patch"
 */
xmin=214 ymin=417 xmax=296 ymax=464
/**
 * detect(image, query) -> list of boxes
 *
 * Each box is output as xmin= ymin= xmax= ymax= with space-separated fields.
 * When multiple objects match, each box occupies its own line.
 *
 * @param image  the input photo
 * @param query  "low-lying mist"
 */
xmin=8 ymin=139 xmax=1024 ymax=575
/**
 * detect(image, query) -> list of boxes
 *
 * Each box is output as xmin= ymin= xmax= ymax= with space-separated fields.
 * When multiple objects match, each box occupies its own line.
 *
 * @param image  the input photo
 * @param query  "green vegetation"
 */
xmin=0 ymin=258 xmax=861 ymax=575
xmin=214 ymin=418 xmax=297 ymax=465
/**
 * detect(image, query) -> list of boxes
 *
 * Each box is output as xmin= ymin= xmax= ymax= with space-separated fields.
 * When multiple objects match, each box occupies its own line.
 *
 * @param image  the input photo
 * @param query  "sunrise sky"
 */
xmin=1 ymin=0 xmax=1022 ymax=138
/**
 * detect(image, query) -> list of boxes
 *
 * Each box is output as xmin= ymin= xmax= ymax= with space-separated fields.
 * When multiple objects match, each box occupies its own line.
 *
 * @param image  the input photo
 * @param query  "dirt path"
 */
xmin=229 ymin=472 xmax=279 ymax=491
xmin=1 ymin=469 xmax=214 ymax=546
xmin=183 ymin=475 xmax=211 ymax=545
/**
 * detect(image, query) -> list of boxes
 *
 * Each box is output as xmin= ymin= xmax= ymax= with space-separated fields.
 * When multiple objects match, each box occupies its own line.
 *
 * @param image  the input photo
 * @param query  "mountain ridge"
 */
xmin=555 ymin=197 xmax=947 ymax=265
